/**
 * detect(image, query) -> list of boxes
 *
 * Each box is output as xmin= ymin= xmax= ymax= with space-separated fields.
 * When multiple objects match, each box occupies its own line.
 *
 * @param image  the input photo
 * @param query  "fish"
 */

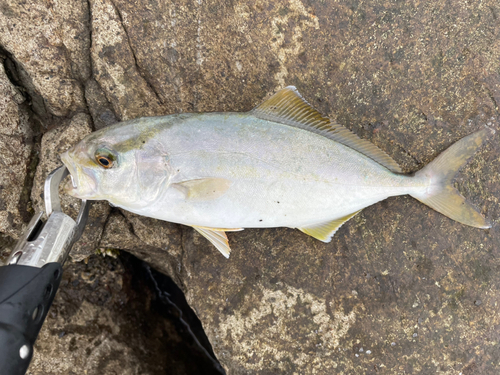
xmin=61 ymin=86 xmax=494 ymax=258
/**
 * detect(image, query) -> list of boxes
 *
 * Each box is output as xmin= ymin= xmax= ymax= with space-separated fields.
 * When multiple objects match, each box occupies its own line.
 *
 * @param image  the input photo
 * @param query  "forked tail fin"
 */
xmin=411 ymin=127 xmax=495 ymax=228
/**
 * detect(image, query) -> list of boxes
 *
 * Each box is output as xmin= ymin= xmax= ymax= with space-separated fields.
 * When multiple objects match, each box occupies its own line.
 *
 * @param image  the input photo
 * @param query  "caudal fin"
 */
xmin=411 ymin=127 xmax=494 ymax=228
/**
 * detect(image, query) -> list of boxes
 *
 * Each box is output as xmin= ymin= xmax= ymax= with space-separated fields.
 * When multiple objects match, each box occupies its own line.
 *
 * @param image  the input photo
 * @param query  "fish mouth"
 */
xmin=60 ymin=151 xmax=81 ymax=197
xmin=60 ymin=150 xmax=99 ymax=199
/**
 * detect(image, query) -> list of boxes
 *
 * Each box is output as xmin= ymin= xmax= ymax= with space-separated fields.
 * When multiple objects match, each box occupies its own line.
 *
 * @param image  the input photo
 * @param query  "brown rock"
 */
xmin=27 ymin=254 xmax=223 ymax=375
xmin=89 ymin=0 xmax=164 ymax=120
xmin=0 ymin=0 xmax=89 ymax=118
xmin=99 ymin=210 xmax=183 ymax=284
xmin=0 ymin=61 xmax=32 ymax=239
xmin=84 ymin=78 xmax=118 ymax=130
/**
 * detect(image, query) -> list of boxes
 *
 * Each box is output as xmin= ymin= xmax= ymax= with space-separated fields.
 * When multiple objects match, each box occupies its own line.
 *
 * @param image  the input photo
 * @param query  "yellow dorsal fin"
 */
xmin=251 ymin=86 xmax=402 ymax=173
xmin=192 ymin=226 xmax=232 ymax=258
xmin=298 ymin=210 xmax=361 ymax=242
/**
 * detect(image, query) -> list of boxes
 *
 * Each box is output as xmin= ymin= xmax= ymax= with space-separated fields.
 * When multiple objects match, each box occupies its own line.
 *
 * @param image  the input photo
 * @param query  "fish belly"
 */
xmin=130 ymin=113 xmax=424 ymax=228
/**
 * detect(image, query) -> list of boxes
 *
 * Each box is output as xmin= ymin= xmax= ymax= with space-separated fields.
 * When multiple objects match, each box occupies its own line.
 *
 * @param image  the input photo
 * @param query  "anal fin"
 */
xmin=298 ymin=210 xmax=361 ymax=242
xmin=192 ymin=226 xmax=235 ymax=258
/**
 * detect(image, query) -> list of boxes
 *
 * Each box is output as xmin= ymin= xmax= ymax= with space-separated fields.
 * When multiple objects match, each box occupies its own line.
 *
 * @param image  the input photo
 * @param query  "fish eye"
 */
xmin=96 ymin=155 xmax=113 ymax=168
xmin=95 ymin=147 xmax=117 ymax=169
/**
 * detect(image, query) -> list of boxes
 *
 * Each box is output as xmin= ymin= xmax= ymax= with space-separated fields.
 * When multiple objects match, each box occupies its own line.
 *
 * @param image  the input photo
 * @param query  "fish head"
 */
xmin=61 ymin=137 xmax=134 ymax=203
xmin=60 ymin=123 xmax=172 ymax=207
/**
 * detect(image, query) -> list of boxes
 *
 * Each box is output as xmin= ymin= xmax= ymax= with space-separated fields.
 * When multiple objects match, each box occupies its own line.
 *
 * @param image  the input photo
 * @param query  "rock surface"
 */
xmin=1 ymin=0 xmax=500 ymax=374
xmin=27 ymin=253 xmax=224 ymax=375
xmin=0 ymin=60 xmax=33 ymax=239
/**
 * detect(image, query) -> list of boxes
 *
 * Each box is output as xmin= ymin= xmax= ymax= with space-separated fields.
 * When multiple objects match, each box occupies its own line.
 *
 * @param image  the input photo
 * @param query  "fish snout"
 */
xmin=60 ymin=147 xmax=98 ymax=199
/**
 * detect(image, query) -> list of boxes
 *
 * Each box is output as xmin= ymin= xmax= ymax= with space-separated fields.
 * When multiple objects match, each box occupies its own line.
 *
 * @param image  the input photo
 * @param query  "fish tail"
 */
xmin=410 ymin=127 xmax=495 ymax=228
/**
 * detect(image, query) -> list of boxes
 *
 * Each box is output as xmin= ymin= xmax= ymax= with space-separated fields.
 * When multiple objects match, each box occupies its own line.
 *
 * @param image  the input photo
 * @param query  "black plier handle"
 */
xmin=0 ymin=166 xmax=89 ymax=375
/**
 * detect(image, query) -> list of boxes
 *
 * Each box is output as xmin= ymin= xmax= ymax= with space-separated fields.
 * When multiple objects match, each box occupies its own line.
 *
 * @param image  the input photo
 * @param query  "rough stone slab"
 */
xmin=0 ymin=62 xmax=32 ymax=239
xmin=27 ymin=254 xmax=222 ymax=375
xmin=0 ymin=0 xmax=89 ymax=117
xmin=84 ymin=78 xmax=119 ymax=130
xmin=89 ymin=0 xmax=164 ymax=120
xmin=99 ymin=210 xmax=183 ymax=285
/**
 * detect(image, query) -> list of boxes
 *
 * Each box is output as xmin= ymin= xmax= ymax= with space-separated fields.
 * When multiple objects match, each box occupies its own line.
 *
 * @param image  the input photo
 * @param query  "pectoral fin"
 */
xmin=298 ymin=211 xmax=361 ymax=242
xmin=192 ymin=226 xmax=235 ymax=258
xmin=173 ymin=178 xmax=232 ymax=201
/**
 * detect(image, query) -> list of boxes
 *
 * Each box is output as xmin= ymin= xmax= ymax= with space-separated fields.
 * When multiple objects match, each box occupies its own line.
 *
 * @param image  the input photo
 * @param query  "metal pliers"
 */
xmin=0 ymin=166 xmax=90 ymax=375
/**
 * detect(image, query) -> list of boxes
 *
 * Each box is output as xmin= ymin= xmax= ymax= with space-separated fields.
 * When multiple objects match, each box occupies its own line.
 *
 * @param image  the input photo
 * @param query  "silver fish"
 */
xmin=61 ymin=86 xmax=493 ymax=258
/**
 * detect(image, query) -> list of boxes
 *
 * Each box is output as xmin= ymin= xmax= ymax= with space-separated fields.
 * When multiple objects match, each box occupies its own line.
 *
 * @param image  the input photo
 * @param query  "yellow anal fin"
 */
xmin=173 ymin=178 xmax=232 ymax=201
xmin=192 ymin=226 xmax=233 ymax=258
xmin=298 ymin=210 xmax=361 ymax=243
xmin=251 ymin=86 xmax=402 ymax=173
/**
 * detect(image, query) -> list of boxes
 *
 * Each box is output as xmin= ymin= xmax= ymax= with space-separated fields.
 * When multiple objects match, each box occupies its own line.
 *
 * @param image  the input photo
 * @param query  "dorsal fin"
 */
xmin=251 ymin=86 xmax=402 ymax=173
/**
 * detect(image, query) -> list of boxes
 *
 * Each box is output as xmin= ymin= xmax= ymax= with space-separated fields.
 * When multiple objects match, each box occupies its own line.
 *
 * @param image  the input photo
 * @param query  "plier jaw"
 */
xmin=7 ymin=165 xmax=90 ymax=267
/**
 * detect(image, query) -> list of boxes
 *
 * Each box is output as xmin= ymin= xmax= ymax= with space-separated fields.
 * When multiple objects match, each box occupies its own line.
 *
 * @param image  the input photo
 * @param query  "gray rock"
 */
xmin=27 ymin=254 xmax=223 ymax=375
xmin=1 ymin=0 xmax=500 ymax=373
xmin=0 ymin=0 xmax=88 ymax=118
xmin=89 ymin=0 xmax=164 ymax=120
xmin=99 ymin=210 xmax=183 ymax=285
xmin=0 ymin=62 xmax=32 ymax=239
xmin=84 ymin=78 xmax=119 ymax=130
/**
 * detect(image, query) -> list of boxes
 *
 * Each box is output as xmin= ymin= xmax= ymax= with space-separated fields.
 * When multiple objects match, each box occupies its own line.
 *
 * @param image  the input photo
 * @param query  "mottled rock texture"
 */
xmin=27 ymin=253 xmax=224 ymax=375
xmin=0 ymin=61 xmax=32 ymax=239
xmin=1 ymin=0 xmax=500 ymax=373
